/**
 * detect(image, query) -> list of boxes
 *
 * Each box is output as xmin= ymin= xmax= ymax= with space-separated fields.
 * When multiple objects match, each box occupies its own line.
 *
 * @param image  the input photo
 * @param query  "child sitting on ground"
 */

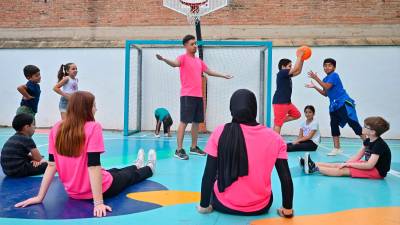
xmin=1 ymin=113 xmax=47 ymax=177
xmin=287 ymin=105 xmax=320 ymax=152
xmin=301 ymin=116 xmax=391 ymax=179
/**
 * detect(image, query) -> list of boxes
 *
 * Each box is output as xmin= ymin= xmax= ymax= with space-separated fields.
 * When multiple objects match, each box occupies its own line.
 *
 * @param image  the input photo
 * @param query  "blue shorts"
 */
xmin=59 ymin=97 xmax=68 ymax=112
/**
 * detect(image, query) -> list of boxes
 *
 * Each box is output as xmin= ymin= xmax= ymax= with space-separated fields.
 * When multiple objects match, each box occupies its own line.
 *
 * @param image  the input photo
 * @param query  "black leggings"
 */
xmin=103 ymin=165 xmax=153 ymax=198
xmin=287 ymin=140 xmax=318 ymax=152
xmin=212 ymin=192 xmax=273 ymax=216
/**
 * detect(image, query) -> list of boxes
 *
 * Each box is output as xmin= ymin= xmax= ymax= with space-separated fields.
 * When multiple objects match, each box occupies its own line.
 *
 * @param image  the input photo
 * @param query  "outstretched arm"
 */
xmin=156 ymin=54 xmax=180 ymax=67
xmin=305 ymin=80 xmax=328 ymax=97
xmin=15 ymin=162 xmax=57 ymax=208
xmin=308 ymin=71 xmax=333 ymax=90
xmin=204 ymin=68 xmax=233 ymax=79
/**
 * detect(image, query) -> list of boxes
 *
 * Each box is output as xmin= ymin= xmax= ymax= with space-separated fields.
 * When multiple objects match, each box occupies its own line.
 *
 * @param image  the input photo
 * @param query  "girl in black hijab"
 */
xmin=198 ymin=89 xmax=294 ymax=217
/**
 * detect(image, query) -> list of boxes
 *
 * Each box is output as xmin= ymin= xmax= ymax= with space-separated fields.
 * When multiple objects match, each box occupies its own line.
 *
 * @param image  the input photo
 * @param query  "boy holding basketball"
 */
xmin=156 ymin=34 xmax=232 ymax=160
xmin=272 ymin=50 xmax=306 ymax=134
xmin=306 ymin=58 xmax=365 ymax=155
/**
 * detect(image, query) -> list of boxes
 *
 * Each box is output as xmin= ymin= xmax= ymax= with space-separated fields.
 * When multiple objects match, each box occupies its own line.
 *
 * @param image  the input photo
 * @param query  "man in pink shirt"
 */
xmin=156 ymin=35 xmax=233 ymax=160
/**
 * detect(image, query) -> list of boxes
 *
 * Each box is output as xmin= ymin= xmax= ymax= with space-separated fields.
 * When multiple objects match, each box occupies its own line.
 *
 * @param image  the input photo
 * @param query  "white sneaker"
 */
xmin=147 ymin=149 xmax=157 ymax=173
xmin=134 ymin=149 xmax=145 ymax=168
xmin=327 ymin=148 xmax=342 ymax=156
xmin=155 ymin=134 xmax=160 ymax=138
xmin=164 ymin=133 xmax=169 ymax=137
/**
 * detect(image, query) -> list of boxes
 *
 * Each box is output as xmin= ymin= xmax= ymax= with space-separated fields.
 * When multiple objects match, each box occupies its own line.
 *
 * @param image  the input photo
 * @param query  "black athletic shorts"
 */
xmin=180 ymin=96 xmax=204 ymax=123
xmin=330 ymin=104 xmax=362 ymax=137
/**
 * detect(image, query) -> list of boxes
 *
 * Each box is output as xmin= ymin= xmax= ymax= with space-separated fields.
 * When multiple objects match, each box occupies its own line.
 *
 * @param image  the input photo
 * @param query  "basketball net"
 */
xmin=179 ymin=0 xmax=208 ymax=25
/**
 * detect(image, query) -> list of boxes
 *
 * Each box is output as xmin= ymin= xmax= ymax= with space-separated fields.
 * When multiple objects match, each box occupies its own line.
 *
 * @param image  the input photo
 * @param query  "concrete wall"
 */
xmin=1 ymin=2 xmax=399 ymax=47
xmin=0 ymin=48 xmax=125 ymax=130
xmin=1 ymin=0 xmax=399 ymax=27
xmin=0 ymin=46 xmax=398 ymax=139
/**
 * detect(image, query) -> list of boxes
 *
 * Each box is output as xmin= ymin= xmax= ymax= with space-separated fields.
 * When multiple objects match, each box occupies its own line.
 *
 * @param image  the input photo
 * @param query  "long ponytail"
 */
xmin=57 ymin=63 xmax=74 ymax=82
xmin=57 ymin=64 xmax=65 ymax=82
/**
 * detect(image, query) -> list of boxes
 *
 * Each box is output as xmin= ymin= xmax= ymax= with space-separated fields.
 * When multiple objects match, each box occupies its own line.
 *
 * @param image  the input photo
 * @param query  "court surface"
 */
xmin=0 ymin=128 xmax=399 ymax=225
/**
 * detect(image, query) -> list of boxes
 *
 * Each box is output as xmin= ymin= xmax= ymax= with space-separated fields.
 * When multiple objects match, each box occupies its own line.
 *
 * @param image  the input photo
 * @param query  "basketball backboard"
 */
xmin=163 ymin=0 xmax=229 ymax=24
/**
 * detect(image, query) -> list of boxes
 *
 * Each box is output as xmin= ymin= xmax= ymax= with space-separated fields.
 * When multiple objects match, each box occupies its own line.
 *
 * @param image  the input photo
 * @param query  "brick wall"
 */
xmin=0 ymin=0 xmax=399 ymax=28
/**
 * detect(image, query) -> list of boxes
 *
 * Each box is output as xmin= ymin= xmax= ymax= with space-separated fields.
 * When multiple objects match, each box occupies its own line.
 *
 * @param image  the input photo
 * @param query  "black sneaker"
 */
xmin=298 ymin=157 xmax=305 ymax=168
xmin=189 ymin=146 xmax=206 ymax=156
xmin=304 ymin=153 xmax=317 ymax=174
xmin=174 ymin=149 xmax=189 ymax=160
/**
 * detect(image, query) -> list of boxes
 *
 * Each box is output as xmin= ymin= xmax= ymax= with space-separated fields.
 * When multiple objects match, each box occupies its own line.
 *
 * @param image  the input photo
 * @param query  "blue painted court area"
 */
xmin=0 ymin=128 xmax=399 ymax=225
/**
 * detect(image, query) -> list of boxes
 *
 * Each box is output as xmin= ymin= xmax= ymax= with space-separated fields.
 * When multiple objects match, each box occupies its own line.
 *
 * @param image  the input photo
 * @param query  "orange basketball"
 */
xmin=297 ymin=46 xmax=312 ymax=61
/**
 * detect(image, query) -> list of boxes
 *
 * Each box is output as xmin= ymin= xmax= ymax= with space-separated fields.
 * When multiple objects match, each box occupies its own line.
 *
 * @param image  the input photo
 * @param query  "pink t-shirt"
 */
xmin=205 ymin=124 xmax=287 ymax=212
xmin=48 ymin=121 xmax=113 ymax=199
xmin=177 ymin=53 xmax=208 ymax=97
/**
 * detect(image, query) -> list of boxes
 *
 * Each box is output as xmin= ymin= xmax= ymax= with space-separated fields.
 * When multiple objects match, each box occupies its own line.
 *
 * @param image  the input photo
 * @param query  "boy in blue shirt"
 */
xmin=16 ymin=65 xmax=41 ymax=120
xmin=154 ymin=108 xmax=173 ymax=137
xmin=306 ymin=58 xmax=365 ymax=156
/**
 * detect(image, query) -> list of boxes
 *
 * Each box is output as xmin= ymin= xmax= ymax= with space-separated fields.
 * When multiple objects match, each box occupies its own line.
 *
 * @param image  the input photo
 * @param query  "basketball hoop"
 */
xmin=163 ymin=0 xmax=228 ymax=25
xmin=180 ymin=0 xmax=208 ymax=24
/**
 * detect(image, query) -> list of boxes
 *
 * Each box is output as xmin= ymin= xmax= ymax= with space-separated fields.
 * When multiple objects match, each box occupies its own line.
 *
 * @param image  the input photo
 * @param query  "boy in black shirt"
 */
xmin=302 ymin=116 xmax=391 ymax=179
xmin=1 ymin=114 xmax=47 ymax=177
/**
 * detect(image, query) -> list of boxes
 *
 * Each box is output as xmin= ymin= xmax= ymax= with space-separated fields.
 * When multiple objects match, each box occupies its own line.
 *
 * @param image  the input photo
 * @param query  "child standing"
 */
xmin=301 ymin=116 xmax=390 ymax=179
xmin=1 ymin=114 xmax=47 ymax=177
xmin=154 ymin=108 xmax=173 ymax=138
xmin=53 ymin=63 xmax=78 ymax=120
xmin=272 ymin=50 xmax=306 ymax=134
xmin=287 ymin=105 xmax=320 ymax=152
xmin=16 ymin=65 xmax=41 ymax=120
xmin=306 ymin=58 xmax=365 ymax=156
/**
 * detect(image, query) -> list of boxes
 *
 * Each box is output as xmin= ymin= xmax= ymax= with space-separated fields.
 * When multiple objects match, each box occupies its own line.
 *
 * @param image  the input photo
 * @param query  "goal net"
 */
xmin=124 ymin=40 xmax=272 ymax=135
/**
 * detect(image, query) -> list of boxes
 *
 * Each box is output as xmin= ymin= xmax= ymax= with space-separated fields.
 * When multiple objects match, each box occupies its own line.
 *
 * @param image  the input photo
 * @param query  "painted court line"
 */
xmin=318 ymin=143 xmax=400 ymax=178
xmin=102 ymin=137 xmax=209 ymax=142
xmin=37 ymin=143 xmax=49 ymax=148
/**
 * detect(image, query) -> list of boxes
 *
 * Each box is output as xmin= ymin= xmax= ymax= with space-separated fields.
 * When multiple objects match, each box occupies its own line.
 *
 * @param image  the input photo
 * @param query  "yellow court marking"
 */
xmin=127 ymin=190 xmax=200 ymax=206
xmin=251 ymin=207 xmax=400 ymax=225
